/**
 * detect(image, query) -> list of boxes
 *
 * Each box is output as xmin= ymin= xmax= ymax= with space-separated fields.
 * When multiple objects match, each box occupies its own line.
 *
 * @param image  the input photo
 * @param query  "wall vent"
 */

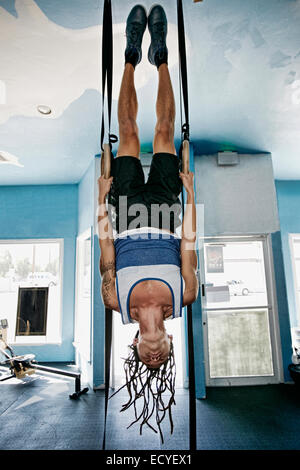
xmin=217 ymin=151 xmax=239 ymax=166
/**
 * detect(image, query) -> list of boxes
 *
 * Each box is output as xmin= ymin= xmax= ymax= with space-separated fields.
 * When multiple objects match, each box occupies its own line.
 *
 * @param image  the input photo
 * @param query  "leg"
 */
xmin=117 ymin=5 xmax=147 ymax=159
xmin=147 ymin=5 xmax=175 ymax=155
xmin=117 ymin=63 xmax=140 ymax=159
xmin=146 ymin=66 xmax=181 ymax=232
xmin=153 ymin=64 xmax=176 ymax=155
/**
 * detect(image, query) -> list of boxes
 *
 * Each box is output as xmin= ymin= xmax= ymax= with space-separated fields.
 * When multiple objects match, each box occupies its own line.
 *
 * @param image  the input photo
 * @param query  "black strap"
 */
xmin=177 ymin=0 xmax=197 ymax=451
xmin=177 ymin=0 xmax=190 ymax=142
xmin=102 ymin=307 xmax=113 ymax=450
xmin=100 ymin=0 xmax=118 ymax=152
xmin=101 ymin=0 xmax=115 ymax=451
xmin=181 ymin=189 xmax=197 ymax=451
xmin=187 ymin=304 xmax=196 ymax=450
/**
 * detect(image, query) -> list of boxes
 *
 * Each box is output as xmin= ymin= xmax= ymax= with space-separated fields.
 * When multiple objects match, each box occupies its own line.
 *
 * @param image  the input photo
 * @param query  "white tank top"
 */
xmin=114 ymin=228 xmax=184 ymax=325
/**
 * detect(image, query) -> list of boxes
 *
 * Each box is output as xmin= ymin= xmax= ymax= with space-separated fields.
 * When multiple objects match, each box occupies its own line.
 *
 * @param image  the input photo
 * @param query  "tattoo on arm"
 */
xmin=100 ymin=259 xmax=116 ymax=308
xmin=100 ymin=259 xmax=116 ymax=277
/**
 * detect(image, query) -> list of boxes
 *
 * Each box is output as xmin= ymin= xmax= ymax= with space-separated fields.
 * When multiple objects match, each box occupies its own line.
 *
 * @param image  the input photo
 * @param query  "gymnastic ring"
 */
xmin=101 ymin=143 xmax=111 ymax=179
xmin=182 ymin=139 xmax=190 ymax=175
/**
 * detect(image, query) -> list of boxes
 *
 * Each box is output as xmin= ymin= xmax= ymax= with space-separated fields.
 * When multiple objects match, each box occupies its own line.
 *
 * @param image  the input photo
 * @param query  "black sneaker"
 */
xmin=125 ymin=5 xmax=147 ymax=68
xmin=148 ymin=4 xmax=168 ymax=69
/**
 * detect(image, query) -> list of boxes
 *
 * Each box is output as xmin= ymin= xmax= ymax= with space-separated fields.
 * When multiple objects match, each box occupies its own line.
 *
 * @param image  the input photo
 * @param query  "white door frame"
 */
xmin=74 ymin=227 xmax=93 ymax=364
xmin=289 ymin=234 xmax=300 ymax=327
xmin=201 ymin=234 xmax=283 ymax=386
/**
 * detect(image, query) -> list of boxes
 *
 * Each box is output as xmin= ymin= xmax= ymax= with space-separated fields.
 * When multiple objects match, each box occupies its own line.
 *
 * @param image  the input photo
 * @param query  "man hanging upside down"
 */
xmin=98 ymin=4 xmax=198 ymax=438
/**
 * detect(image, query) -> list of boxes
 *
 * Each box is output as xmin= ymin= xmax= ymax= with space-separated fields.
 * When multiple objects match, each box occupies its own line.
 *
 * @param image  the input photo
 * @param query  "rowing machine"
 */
xmin=0 ymin=319 xmax=88 ymax=399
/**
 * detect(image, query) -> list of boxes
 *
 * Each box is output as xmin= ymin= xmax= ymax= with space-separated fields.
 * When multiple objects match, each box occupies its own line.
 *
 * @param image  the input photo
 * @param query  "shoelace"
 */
xmin=151 ymin=22 xmax=166 ymax=49
xmin=126 ymin=22 xmax=144 ymax=46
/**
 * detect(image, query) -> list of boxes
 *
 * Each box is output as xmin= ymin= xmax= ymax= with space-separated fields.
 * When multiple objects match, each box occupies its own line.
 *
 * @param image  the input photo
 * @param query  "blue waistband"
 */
xmin=115 ymin=233 xmax=181 ymax=271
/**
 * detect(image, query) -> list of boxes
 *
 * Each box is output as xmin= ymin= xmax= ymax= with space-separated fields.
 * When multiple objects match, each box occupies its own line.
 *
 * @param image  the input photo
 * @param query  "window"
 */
xmin=0 ymin=239 xmax=63 ymax=344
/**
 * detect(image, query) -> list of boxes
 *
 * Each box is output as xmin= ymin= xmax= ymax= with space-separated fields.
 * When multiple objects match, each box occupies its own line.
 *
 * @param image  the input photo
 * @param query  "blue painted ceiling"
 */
xmin=0 ymin=0 xmax=300 ymax=184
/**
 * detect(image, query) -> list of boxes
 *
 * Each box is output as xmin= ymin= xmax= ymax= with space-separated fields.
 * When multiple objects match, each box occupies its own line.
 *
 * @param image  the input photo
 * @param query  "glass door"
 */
xmin=201 ymin=236 xmax=281 ymax=386
xmin=289 ymin=234 xmax=300 ymax=355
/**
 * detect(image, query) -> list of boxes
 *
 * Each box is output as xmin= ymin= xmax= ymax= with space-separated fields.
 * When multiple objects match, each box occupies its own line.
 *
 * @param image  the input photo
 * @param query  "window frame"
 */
xmin=289 ymin=233 xmax=300 ymax=328
xmin=0 ymin=238 xmax=64 ymax=346
xmin=200 ymin=234 xmax=283 ymax=386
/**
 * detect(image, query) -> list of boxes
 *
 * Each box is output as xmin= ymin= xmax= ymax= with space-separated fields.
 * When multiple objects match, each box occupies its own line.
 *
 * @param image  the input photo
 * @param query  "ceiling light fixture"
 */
xmin=37 ymin=105 xmax=52 ymax=115
xmin=0 ymin=150 xmax=24 ymax=167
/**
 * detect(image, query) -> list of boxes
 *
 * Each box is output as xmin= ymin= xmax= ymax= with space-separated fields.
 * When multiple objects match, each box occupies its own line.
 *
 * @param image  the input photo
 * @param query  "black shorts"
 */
xmin=108 ymin=153 xmax=182 ymax=233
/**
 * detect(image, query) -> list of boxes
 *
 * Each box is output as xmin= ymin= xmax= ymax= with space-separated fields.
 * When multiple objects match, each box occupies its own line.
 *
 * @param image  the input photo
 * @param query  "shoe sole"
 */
xmin=148 ymin=4 xmax=168 ymax=23
xmin=147 ymin=4 xmax=168 ymax=36
xmin=128 ymin=4 xmax=148 ymax=22
xmin=125 ymin=4 xmax=148 ymax=65
xmin=147 ymin=4 xmax=168 ymax=65
xmin=148 ymin=4 xmax=160 ymax=18
xmin=126 ymin=5 xmax=147 ymax=35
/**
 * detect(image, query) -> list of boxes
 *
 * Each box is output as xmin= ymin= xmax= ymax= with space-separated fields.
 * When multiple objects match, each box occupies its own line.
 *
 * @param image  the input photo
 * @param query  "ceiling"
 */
xmin=0 ymin=0 xmax=300 ymax=185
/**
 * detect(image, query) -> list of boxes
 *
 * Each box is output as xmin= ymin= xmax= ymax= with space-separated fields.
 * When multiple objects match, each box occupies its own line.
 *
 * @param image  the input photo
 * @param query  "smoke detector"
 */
xmin=37 ymin=105 xmax=51 ymax=115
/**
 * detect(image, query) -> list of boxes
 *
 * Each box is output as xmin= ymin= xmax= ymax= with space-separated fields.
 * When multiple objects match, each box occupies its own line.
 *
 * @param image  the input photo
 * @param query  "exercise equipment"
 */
xmin=100 ymin=0 xmax=116 ymax=451
xmin=177 ymin=0 xmax=197 ymax=450
xmin=289 ymin=345 xmax=300 ymax=386
xmin=100 ymin=0 xmax=117 ymax=180
xmin=289 ymin=363 xmax=300 ymax=386
xmin=0 ymin=319 xmax=88 ymax=399
xmin=100 ymin=0 xmax=197 ymax=450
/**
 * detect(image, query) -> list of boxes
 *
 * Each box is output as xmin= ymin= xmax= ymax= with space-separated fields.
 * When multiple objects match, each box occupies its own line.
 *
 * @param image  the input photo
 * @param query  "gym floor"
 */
xmin=0 ymin=363 xmax=299 ymax=450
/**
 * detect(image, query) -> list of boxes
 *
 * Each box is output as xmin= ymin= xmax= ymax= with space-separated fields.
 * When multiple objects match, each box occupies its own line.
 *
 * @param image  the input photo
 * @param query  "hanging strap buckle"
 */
xmin=100 ymin=134 xmax=118 ymax=153
xmin=109 ymin=133 xmax=118 ymax=148
xmin=182 ymin=123 xmax=190 ymax=142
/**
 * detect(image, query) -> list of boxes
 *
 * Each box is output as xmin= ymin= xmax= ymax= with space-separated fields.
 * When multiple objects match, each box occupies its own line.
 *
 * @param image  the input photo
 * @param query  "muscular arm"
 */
xmin=180 ymin=175 xmax=199 ymax=306
xmin=98 ymin=176 xmax=119 ymax=311
xmin=99 ymin=255 xmax=119 ymax=311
